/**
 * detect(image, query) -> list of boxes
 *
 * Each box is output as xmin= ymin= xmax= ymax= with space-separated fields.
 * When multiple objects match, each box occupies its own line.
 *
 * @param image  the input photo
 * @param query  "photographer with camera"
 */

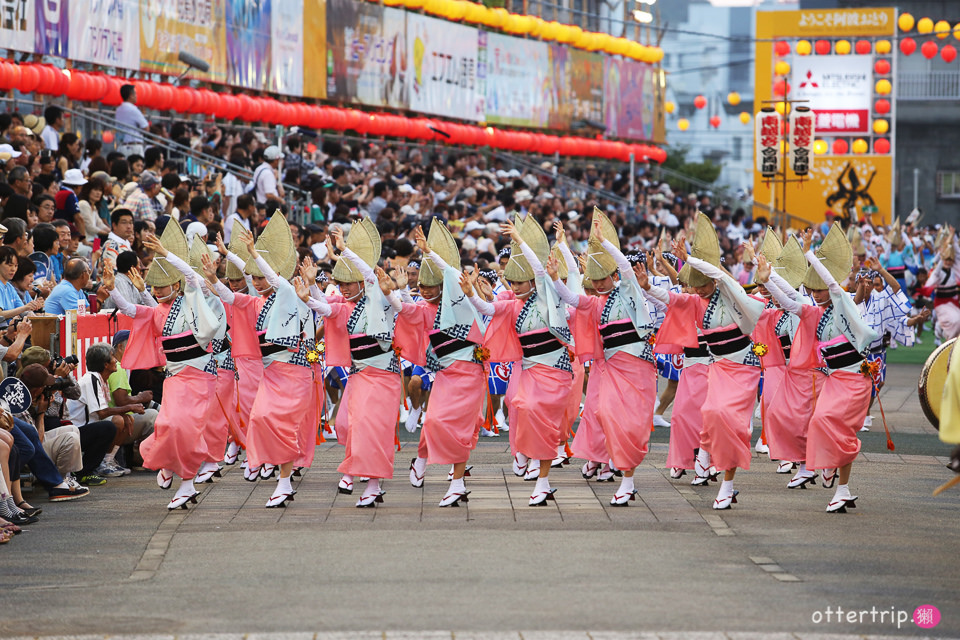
xmin=0 ymin=317 xmax=33 ymax=378
xmin=65 ymin=343 xmax=148 ymax=479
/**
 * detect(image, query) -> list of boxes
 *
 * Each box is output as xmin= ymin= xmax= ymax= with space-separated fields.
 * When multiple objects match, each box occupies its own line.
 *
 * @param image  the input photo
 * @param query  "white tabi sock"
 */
xmin=175 ymin=479 xmax=195 ymax=498
xmin=718 ymin=479 xmax=734 ymax=499
xmin=617 ymin=476 xmax=635 ymax=495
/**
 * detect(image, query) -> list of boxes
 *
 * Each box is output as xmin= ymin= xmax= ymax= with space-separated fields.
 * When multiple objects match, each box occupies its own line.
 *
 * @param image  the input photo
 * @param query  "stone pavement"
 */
xmin=1 ymin=362 xmax=958 ymax=639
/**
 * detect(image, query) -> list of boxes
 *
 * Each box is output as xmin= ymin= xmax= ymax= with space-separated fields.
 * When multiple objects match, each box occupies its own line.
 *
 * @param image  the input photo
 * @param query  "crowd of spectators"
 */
xmin=0 ymin=90 xmax=942 ymax=545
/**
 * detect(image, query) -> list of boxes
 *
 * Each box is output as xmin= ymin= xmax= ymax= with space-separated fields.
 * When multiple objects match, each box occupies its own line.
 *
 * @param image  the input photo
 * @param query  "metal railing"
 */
xmin=897 ymin=70 xmax=960 ymax=100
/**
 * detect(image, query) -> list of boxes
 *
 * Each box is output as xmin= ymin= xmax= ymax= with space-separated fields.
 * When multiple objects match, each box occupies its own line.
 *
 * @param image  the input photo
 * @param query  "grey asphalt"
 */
xmin=1 ymin=362 xmax=958 ymax=639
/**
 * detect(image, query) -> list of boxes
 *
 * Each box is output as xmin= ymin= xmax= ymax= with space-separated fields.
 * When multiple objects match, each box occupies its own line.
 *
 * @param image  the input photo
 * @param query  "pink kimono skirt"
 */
xmin=806 ymin=369 xmax=871 ymax=469
xmin=666 ymin=362 xmax=708 ymax=470
xmin=560 ymin=359 xmax=585 ymax=443
xmin=418 ymin=360 xmax=485 ymax=465
xmin=699 ymin=359 xmax=762 ymax=471
xmin=338 ymin=367 xmax=403 ymax=479
xmin=506 ymin=363 xmax=571 ymax=461
xmin=246 ymin=361 xmax=314 ymax=468
xmin=233 ymin=356 xmax=264 ymax=442
xmin=595 ymin=352 xmax=656 ymax=471
xmin=572 ymin=360 xmax=608 ymax=463
xmin=140 ymin=367 xmax=217 ymax=479
xmin=765 ymin=368 xmax=825 ymax=463
xmin=293 ymin=367 xmax=322 ymax=469
xmin=201 ymin=369 xmax=237 ymax=460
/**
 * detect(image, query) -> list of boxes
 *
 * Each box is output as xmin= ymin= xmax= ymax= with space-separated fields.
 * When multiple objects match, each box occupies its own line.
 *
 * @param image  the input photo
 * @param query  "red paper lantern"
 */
xmin=694 ymin=95 xmax=707 ymax=109
xmin=773 ymin=80 xmax=791 ymax=96
xmin=86 ymin=75 xmax=109 ymax=103
xmin=832 ymin=139 xmax=848 ymax=154
xmin=17 ymin=65 xmax=41 ymax=94
xmin=775 ymin=41 xmax=791 ymax=56
xmin=942 ymin=44 xmax=957 ymax=63
xmin=0 ymin=61 xmax=18 ymax=91
xmin=709 ymin=115 xmax=721 ymax=128
xmin=56 ymin=69 xmax=69 ymax=95
xmin=815 ymin=40 xmax=831 ymax=55
xmin=921 ymin=40 xmax=939 ymax=59
xmin=173 ymin=87 xmax=196 ymax=113
xmin=874 ymin=59 xmax=891 ymax=75
xmin=874 ymin=98 xmax=891 ymax=114
xmin=153 ymin=83 xmax=175 ymax=111
xmin=874 ymin=138 xmax=890 ymax=154
xmin=35 ymin=65 xmax=59 ymax=95
xmin=237 ymin=95 xmax=259 ymax=122
xmin=855 ymin=40 xmax=871 ymax=55
xmin=100 ymin=76 xmax=123 ymax=106
xmin=322 ymin=108 xmax=344 ymax=131
xmin=101 ymin=130 xmax=114 ymax=145
xmin=900 ymin=37 xmax=916 ymax=55
xmin=66 ymin=71 xmax=88 ymax=101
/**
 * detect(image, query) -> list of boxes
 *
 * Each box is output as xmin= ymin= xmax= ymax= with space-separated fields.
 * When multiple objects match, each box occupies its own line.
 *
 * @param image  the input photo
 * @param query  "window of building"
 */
xmin=937 ymin=171 xmax=960 ymax=199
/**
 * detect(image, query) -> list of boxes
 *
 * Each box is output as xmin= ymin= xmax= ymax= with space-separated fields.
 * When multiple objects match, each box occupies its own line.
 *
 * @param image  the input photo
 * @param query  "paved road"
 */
xmin=1 ymin=362 xmax=957 ymax=639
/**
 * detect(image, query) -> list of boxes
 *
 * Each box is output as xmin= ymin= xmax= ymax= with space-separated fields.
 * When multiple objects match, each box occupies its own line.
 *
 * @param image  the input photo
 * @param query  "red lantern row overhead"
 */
xmin=756 ymin=108 xmax=781 ymax=178
xmin=788 ymin=107 xmax=815 ymax=177
xmin=0 ymin=61 xmax=664 ymax=163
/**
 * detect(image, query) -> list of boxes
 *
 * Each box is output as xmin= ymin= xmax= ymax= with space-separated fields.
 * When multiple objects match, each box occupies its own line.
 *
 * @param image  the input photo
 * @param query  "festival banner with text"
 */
xmin=326 ymin=0 xmax=408 ymax=108
xmin=70 ymin=0 xmax=140 ymax=69
xmin=302 ymin=0 xmax=327 ymax=99
xmin=603 ymin=57 xmax=655 ymax=141
xmin=2 ymin=0 xmax=36 ymax=53
xmin=270 ymin=0 xmax=303 ymax=95
xmin=407 ymin=13 xmax=481 ymax=121
xmin=225 ymin=0 xmax=271 ymax=89
xmin=35 ymin=0 xmax=68 ymax=57
xmin=481 ymin=32 xmax=549 ymax=128
xmin=139 ymin=0 xmax=227 ymax=83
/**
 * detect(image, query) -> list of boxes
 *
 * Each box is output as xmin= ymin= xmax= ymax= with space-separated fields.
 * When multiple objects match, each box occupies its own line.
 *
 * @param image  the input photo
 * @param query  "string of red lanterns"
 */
xmin=0 ymin=61 xmax=666 ymax=164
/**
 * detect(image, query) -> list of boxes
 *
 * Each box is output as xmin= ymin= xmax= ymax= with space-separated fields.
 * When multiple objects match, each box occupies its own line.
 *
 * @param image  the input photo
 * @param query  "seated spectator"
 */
xmin=16 ymin=349 xmax=83 ymax=483
xmin=3 ymin=218 xmax=30 ymax=257
xmin=108 ymin=331 xmax=158 ymax=465
xmin=43 ymin=258 xmax=89 ymax=315
xmin=55 ymin=169 xmax=87 ymax=233
xmin=97 ymin=208 xmax=135 ymax=274
xmin=12 ymin=256 xmax=52 ymax=305
xmin=33 ymin=194 xmax=56 ymax=224
xmin=28 ymin=223 xmax=62 ymax=282
xmin=78 ymin=177 xmax=111 ymax=242
xmin=0 ymin=246 xmax=43 ymax=327
xmin=124 ymin=171 xmax=163 ymax=222
xmin=102 ymin=251 xmax=156 ymax=309
xmin=10 ymin=363 xmax=89 ymax=501
xmin=65 ymin=343 xmax=150 ymax=477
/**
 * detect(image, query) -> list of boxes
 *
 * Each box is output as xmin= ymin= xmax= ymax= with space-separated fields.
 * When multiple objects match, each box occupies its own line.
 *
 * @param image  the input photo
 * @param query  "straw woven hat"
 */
xmin=677 ymin=212 xmax=720 ymax=288
xmin=188 ymin=232 xmax=218 ymax=278
xmin=226 ymin=220 xmax=251 ymax=280
xmin=419 ymin=220 xmax=460 ymax=288
xmin=551 ymin=245 xmax=569 ymax=280
xmin=145 ymin=220 xmax=188 ymax=288
xmin=802 ymin=222 xmax=852 ymax=290
xmin=245 ymin=214 xmax=298 ymax=280
xmin=759 ymin=227 xmax=782 ymax=263
xmin=775 ymin=235 xmax=806 ymax=290
xmin=331 ymin=218 xmax=380 ymax=283
xmin=847 ymin=225 xmax=866 ymax=257
xmin=584 ymin=207 xmax=619 ymax=281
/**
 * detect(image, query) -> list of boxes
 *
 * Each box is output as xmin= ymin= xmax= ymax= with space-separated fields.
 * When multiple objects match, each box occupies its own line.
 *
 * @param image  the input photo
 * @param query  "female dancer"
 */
xmin=758 ymin=225 xmax=877 ymax=512
xmin=398 ymin=223 xmax=487 ymax=506
xmin=105 ymin=224 xmax=220 ymax=510
xmin=645 ymin=213 xmax=765 ymax=509
xmin=201 ymin=215 xmax=315 ymax=508
xmin=550 ymin=214 xmax=657 ymax=505
xmin=297 ymin=221 xmax=404 ymax=507
xmin=461 ymin=216 xmax=573 ymax=506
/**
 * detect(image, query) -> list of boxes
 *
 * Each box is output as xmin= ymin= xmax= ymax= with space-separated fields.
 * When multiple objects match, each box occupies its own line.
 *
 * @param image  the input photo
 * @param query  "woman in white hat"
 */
xmin=103 ymin=224 xmax=221 ymax=510
xmin=460 ymin=216 xmax=574 ymax=506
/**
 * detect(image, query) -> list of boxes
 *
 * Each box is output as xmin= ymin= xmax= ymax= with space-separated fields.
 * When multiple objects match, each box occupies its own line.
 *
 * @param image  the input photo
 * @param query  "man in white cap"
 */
xmin=55 ymin=169 xmax=87 ymax=233
xmin=252 ymin=146 xmax=285 ymax=206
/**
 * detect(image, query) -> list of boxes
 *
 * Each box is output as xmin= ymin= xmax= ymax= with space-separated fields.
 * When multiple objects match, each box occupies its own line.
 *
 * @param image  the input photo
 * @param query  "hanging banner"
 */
xmin=407 ymin=13 xmax=480 ymax=121
xmin=326 ymin=0 xmax=407 ymax=108
xmin=70 ymin=0 xmax=140 ymax=69
xmin=481 ymin=32 xmax=549 ymax=128
xmin=789 ymin=107 xmax=815 ymax=176
xmin=2 ymin=0 xmax=36 ymax=53
xmin=269 ymin=0 xmax=302 ymax=95
xmin=756 ymin=109 xmax=781 ymax=178
xmin=546 ymin=44 xmax=571 ymax=130
xmin=791 ymin=54 xmax=871 ymax=134
xmin=140 ymin=0 xmax=228 ymax=83
xmin=225 ymin=0 xmax=271 ymax=89
xmin=302 ymin=0 xmax=326 ymax=99
xmin=35 ymin=0 xmax=68 ymax=57
xmin=604 ymin=57 xmax=655 ymax=141
xmin=569 ymin=49 xmax=603 ymax=124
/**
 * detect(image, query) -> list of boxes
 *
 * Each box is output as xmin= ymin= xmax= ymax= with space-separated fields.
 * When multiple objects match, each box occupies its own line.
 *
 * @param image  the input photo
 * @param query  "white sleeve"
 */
xmin=342 ymin=248 xmax=377 ymax=286
xmin=805 ymin=250 xmax=844 ymax=295
xmin=469 ymin=294 xmax=496 ymax=317
xmin=601 ymin=239 xmax=633 ymax=280
xmin=642 ymin=288 xmax=667 ymax=312
xmin=764 ymin=273 xmax=803 ymax=315
xmin=305 ymin=292 xmax=331 ymax=316
xmin=519 ymin=242 xmax=545 ymax=278
xmin=427 ymin=251 xmax=449 ymax=272
xmin=213 ymin=280 xmax=236 ymax=305
xmin=557 ymin=242 xmax=580 ymax=276
xmin=225 ymin=251 xmax=246 ymax=273
xmin=685 ymin=256 xmax=726 ymax=281
xmin=552 ymin=278 xmax=581 ymax=306
xmin=644 ymin=284 xmax=670 ymax=306
xmin=387 ymin=292 xmax=402 ymax=313
xmin=768 ymin=270 xmax=800 ymax=301
xmin=254 ymin=255 xmax=284 ymax=290
xmin=108 ymin=287 xmax=138 ymax=318
xmin=164 ymin=252 xmax=202 ymax=290
xmin=399 ymin=288 xmax=415 ymax=304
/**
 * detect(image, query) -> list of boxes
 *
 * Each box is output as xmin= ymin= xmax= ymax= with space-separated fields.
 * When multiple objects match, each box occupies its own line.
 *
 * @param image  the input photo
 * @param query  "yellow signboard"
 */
xmin=753 ymin=9 xmax=896 ymax=228
xmin=139 ymin=0 xmax=228 ymax=82
xmin=303 ymin=0 xmax=328 ymax=100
